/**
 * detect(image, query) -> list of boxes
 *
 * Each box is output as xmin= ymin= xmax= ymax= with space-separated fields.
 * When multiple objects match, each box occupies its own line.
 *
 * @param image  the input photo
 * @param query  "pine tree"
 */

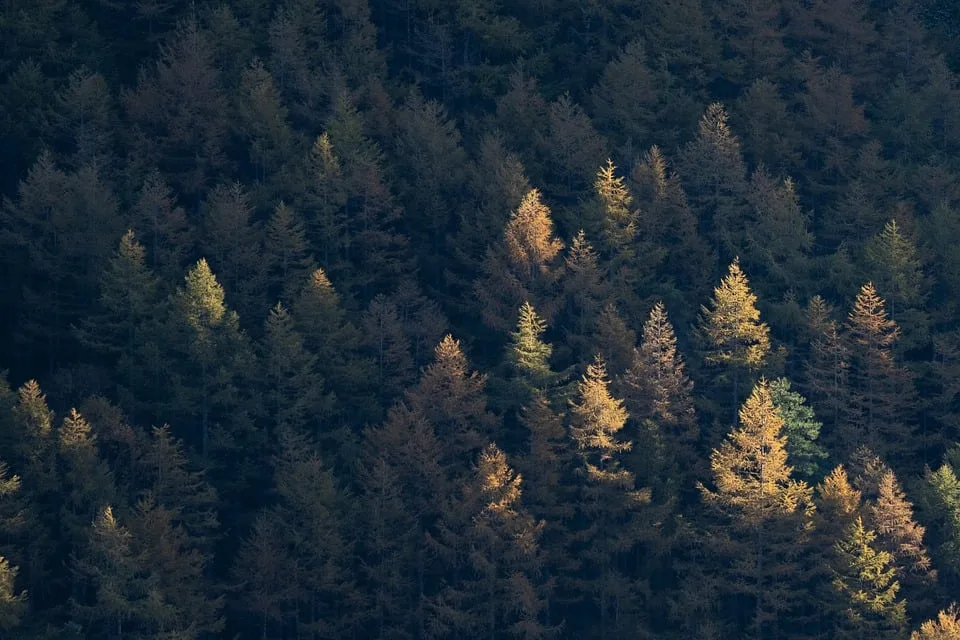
xmin=677 ymin=103 xmax=748 ymax=256
xmin=699 ymin=258 xmax=771 ymax=425
xmin=803 ymin=297 xmax=850 ymax=437
xmin=699 ymin=380 xmax=815 ymax=639
xmin=769 ymin=378 xmax=828 ymax=481
xmin=261 ymin=303 xmax=336 ymax=446
xmin=58 ymin=408 xmax=116 ymax=548
xmin=864 ymin=219 xmax=925 ymax=324
xmin=74 ymin=230 xmax=164 ymax=411
xmin=199 ymin=182 xmax=262 ymax=319
xmin=70 ymin=506 xmax=154 ymax=638
xmin=406 ymin=335 xmax=498 ymax=480
xmin=567 ymin=355 xmax=653 ymax=638
xmin=128 ymin=170 xmax=193 ymax=285
xmin=619 ymin=302 xmax=700 ymax=489
xmin=474 ymin=189 xmax=565 ymax=333
xmin=293 ymin=268 xmax=379 ymax=426
xmin=831 ymin=517 xmax=908 ymax=639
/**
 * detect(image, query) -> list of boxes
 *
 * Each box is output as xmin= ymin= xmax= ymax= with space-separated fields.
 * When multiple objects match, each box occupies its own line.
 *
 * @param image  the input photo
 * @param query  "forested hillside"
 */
xmin=3 ymin=0 xmax=960 ymax=638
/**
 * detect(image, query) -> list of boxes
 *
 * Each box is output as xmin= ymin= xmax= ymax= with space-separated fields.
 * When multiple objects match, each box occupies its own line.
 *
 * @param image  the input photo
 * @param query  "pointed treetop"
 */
xmin=58 ymin=408 xmax=96 ymax=450
xmin=911 ymin=605 xmax=960 ymax=639
xmin=847 ymin=283 xmax=899 ymax=347
xmin=508 ymin=301 xmax=556 ymax=391
xmin=818 ymin=465 xmax=862 ymax=521
xmin=432 ymin=334 xmax=467 ymax=372
xmin=504 ymin=189 xmax=565 ymax=271
xmin=701 ymin=257 xmax=771 ymax=370
xmin=181 ymin=258 xmax=227 ymax=330
xmin=14 ymin=380 xmax=53 ymax=438
xmin=569 ymin=354 xmax=630 ymax=454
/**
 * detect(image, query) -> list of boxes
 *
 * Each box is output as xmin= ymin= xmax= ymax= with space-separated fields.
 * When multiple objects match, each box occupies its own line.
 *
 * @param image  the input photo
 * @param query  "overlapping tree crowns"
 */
xmin=700 ymin=257 xmax=771 ymax=372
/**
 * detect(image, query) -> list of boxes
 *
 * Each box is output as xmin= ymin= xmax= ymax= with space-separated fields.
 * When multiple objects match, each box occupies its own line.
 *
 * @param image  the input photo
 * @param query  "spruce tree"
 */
xmin=769 ymin=378 xmax=828 ymax=481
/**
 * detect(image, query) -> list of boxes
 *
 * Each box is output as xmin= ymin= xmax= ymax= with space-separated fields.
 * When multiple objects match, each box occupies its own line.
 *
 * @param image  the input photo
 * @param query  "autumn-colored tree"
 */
xmin=566 ymin=355 xmax=653 ymax=638
xmin=57 ymin=408 xmax=116 ymax=548
xmin=474 ymin=189 xmax=565 ymax=334
xmin=842 ymin=283 xmax=916 ymax=464
xmin=699 ymin=380 xmax=815 ymax=639
xmin=427 ymin=444 xmax=553 ymax=639
xmin=831 ymin=516 xmax=907 ymax=639
xmin=619 ymin=302 xmax=700 ymax=490
xmin=699 ymin=258 xmax=771 ymax=426
xmin=911 ymin=604 xmax=960 ymax=639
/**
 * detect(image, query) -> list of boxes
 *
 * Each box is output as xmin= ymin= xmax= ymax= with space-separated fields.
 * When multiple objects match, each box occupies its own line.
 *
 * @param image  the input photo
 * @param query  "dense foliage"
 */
xmin=2 ymin=0 xmax=960 ymax=637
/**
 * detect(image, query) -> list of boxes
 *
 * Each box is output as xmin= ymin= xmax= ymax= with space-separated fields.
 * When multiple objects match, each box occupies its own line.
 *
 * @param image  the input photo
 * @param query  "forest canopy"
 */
xmin=2 ymin=0 xmax=960 ymax=638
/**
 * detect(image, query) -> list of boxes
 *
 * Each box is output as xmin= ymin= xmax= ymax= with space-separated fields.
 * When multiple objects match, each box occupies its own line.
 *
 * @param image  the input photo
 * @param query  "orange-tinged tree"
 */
xmin=912 ymin=605 xmax=960 ymax=639
xmin=474 ymin=189 xmax=565 ymax=333
xmin=699 ymin=380 xmax=815 ymax=639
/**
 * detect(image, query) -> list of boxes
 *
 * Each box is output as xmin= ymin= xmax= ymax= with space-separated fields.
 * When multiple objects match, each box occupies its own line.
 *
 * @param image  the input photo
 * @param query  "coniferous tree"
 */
xmin=911 ymin=604 xmax=960 ymax=639
xmin=619 ymin=302 xmax=700 ymax=490
xmin=261 ymin=202 xmax=316 ymax=307
xmin=474 ymin=189 xmax=565 ymax=334
xmin=428 ymin=444 xmax=553 ymax=639
xmin=566 ymin=355 xmax=653 ymax=639
xmin=0 ymin=556 xmax=25 ymax=630
xmin=698 ymin=380 xmax=815 ymax=639
xmin=128 ymin=170 xmax=193 ymax=285
xmin=831 ymin=516 xmax=908 ymax=639
xmin=699 ymin=258 xmax=771 ymax=427
xmin=769 ymin=378 xmax=828 ymax=481
xmin=843 ymin=283 xmax=916 ymax=465
xmin=804 ymin=296 xmax=851 ymax=438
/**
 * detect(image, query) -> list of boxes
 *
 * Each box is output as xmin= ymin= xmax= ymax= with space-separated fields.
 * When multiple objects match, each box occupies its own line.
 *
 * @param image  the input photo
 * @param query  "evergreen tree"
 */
xmin=261 ymin=202 xmax=316 ymax=306
xmin=559 ymin=230 xmax=612 ymax=363
xmin=831 ymin=516 xmax=908 ymax=639
xmin=506 ymin=302 xmax=564 ymax=402
xmin=843 ymin=283 xmax=916 ymax=465
xmin=128 ymin=170 xmax=193 ymax=285
xmin=864 ymin=219 xmax=925 ymax=324
xmin=804 ymin=297 xmax=851 ymax=438
xmin=57 ymin=408 xmax=116 ymax=548
xmin=769 ymin=378 xmax=828 ymax=481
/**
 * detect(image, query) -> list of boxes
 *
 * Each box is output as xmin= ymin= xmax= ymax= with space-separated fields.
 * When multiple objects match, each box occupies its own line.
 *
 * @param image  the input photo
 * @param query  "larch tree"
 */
xmin=235 ymin=59 xmax=294 ymax=186
xmin=427 ymin=444 xmax=553 ymax=639
xmin=843 ymin=283 xmax=916 ymax=465
xmin=506 ymin=301 xmax=563 ymax=402
xmin=261 ymin=303 xmax=337 ymax=452
xmin=591 ymin=303 xmax=637 ymax=379
xmin=593 ymin=160 xmax=639 ymax=275
xmin=474 ymin=189 xmax=565 ymax=334
xmin=619 ymin=302 xmax=700 ymax=490
xmin=803 ymin=296 xmax=851 ymax=438
xmin=864 ymin=219 xmax=925 ymax=324
xmin=831 ymin=516 xmax=908 ymax=640
xmin=699 ymin=380 xmax=815 ymax=639
xmin=296 ymin=133 xmax=348 ymax=276
xmin=919 ymin=462 xmax=960 ymax=581
xmin=699 ymin=258 xmax=771 ymax=425
xmin=0 ymin=556 xmax=25 ymax=630
xmin=406 ymin=335 xmax=498 ymax=481
xmin=560 ymin=230 xmax=613 ymax=362
xmin=566 ymin=355 xmax=653 ymax=639
xmin=293 ymin=268 xmax=379 ymax=427
xmin=261 ymin=202 xmax=316 ymax=307
xmin=911 ymin=605 xmax=960 ymax=639
xmin=74 ymin=230 xmax=164 ymax=415
xmin=361 ymin=294 xmax=416 ymax=408
xmin=57 ymin=408 xmax=116 ymax=550
xmin=128 ymin=170 xmax=193 ymax=286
